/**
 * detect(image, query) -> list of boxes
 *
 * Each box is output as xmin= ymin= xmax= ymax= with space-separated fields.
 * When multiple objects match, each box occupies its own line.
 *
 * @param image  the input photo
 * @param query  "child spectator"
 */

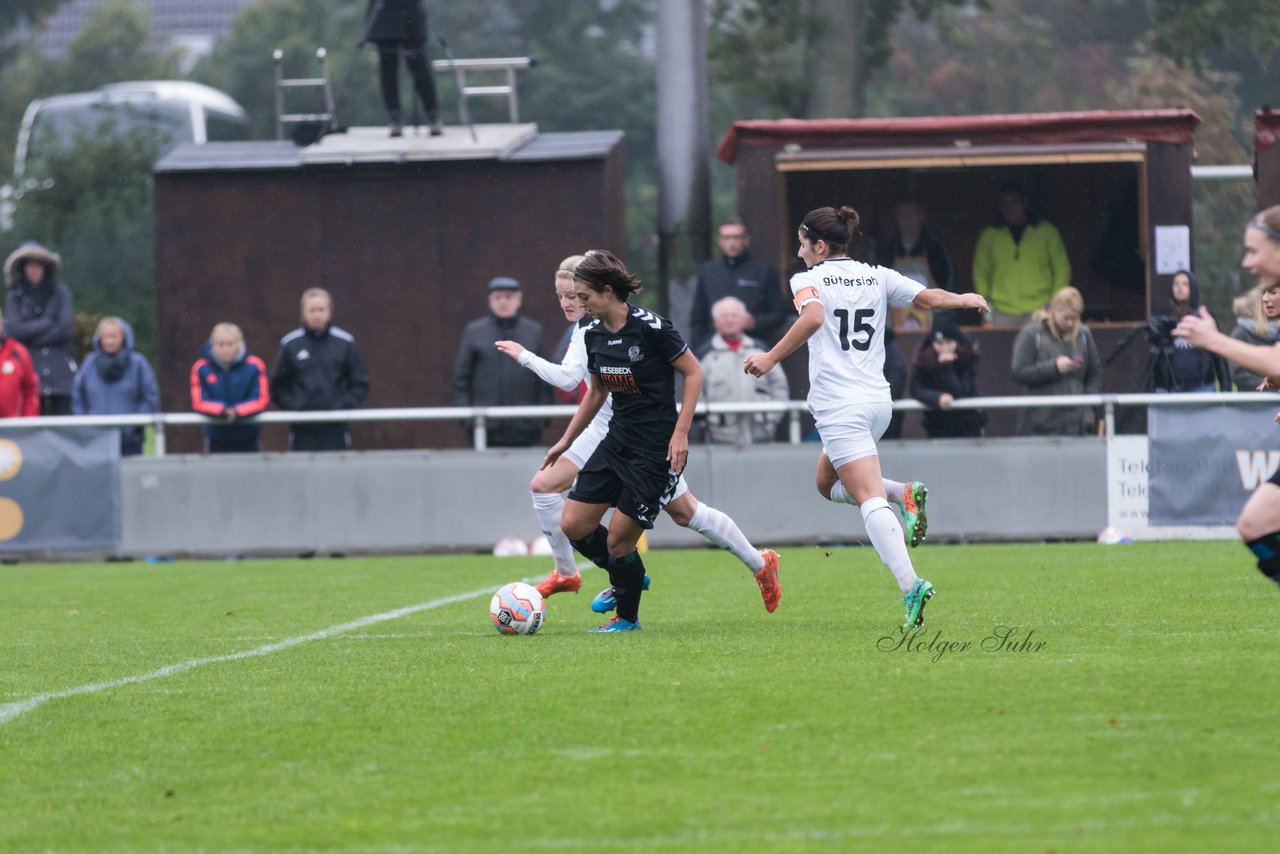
xmin=909 ymin=316 xmax=987 ymax=438
xmin=190 ymin=323 xmax=269 ymax=453
xmin=72 ymin=316 xmax=159 ymax=455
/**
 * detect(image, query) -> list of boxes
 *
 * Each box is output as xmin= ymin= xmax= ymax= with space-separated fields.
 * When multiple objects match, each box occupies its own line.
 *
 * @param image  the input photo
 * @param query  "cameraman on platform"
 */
xmin=1144 ymin=270 xmax=1230 ymax=392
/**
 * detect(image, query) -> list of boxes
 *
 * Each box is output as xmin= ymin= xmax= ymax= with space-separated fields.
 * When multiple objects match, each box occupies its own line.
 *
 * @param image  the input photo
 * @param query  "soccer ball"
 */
xmin=489 ymin=582 xmax=545 ymax=635
xmin=1096 ymin=526 xmax=1133 ymax=545
xmin=492 ymin=537 xmax=529 ymax=557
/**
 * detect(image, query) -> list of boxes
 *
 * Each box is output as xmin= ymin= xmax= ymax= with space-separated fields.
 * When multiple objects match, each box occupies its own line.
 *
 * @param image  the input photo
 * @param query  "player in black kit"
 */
xmin=541 ymin=250 xmax=703 ymax=631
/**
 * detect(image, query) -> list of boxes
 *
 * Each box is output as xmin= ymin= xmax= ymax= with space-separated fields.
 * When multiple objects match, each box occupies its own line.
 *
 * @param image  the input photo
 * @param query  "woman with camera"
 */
xmin=1145 ymin=270 xmax=1230 ymax=392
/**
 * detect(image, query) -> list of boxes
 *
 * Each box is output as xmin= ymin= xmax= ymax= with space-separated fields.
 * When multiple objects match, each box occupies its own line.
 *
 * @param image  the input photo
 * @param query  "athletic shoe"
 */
xmin=902 ymin=578 xmax=935 ymax=628
xmin=535 ymin=571 xmax=582 ymax=598
xmin=754 ymin=549 xmax=782 ymax=613
xmin=590 ymin=574 xmax=651 ymax=613
xmin=900 ymin=481 xmax=929 ymax=548
xmin=588 ymin=616 xmax=641 ymax=633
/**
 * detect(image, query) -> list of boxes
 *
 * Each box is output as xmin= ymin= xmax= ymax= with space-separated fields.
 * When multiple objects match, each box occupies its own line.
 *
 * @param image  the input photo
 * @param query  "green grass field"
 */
xmin=2 ymin=542 xmax=1277 ymax=852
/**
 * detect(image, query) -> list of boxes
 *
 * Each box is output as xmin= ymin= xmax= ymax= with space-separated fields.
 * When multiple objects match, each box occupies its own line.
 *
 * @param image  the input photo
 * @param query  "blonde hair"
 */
xmin=1038 ymin=286 xmax=1084 ymax=341
xmin=1234 ymin=285 xmax=1268 ymax=329
xmin=300 ymin=287 xmax=332 ymax=310
xmin=557 ymin=254 xmax=586 ymax=276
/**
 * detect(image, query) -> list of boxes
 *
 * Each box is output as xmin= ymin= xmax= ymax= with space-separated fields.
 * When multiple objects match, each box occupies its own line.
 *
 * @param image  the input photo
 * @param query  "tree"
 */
xmin=709 ymin=0 xmax=973 ymax=120
xmin=0 ymin=0 xmax=68 ymax=41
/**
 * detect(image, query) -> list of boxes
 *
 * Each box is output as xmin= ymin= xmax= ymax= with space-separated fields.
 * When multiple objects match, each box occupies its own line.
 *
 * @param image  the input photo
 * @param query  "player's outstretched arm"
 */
xmin=744 ymin=301 xmax=824 ymax=378
xmin=669 ymin=350 xmax=701 ymax=474
xmin=914 ymin=289 xmax=990 ymax=314
xmin=496 ymin=337 xmax=587 ymax=392
xmin=541 ymin=375 xmax=607 ymax=470
xmin=1176 ymin=306 xmax=1280 ymax=379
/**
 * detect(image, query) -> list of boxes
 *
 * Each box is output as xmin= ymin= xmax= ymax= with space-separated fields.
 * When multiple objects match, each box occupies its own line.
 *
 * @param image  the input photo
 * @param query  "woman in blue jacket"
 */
xmin=189 ymin=323 xmax=269 ymax=453
xmin=72 ymin=316 xmax=158 ymax=455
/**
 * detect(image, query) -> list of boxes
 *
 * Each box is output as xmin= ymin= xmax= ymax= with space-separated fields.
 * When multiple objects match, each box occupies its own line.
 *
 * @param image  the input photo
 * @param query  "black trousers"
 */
xmin=40 ymin=395 xmax=71 ymax=416
xmin=290 ymin=424 xmax=351 ymax=452
xmin=376 ymin=40 xmax=438 ymax=118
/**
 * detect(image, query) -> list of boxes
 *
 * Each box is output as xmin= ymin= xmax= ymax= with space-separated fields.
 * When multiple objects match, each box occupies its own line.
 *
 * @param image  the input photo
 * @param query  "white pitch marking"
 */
xmin=0 ymin=571 xmax=567 ymax=726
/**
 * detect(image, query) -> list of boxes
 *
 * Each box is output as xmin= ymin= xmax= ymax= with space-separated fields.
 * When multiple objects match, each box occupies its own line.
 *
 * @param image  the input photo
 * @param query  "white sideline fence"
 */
xmin=0 ymin=391 xmax=1272 ymax=455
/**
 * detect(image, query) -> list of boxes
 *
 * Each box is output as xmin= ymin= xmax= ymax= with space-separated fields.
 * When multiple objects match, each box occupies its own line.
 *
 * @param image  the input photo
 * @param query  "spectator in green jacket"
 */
xmin=973 ymin=182 xmax=1071 ymax=328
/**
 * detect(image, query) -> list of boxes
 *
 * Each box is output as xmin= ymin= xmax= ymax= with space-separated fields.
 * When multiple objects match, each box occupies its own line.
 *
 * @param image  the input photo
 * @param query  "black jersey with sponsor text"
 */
xmin=584 ymin=305 xmax=689 ymax=456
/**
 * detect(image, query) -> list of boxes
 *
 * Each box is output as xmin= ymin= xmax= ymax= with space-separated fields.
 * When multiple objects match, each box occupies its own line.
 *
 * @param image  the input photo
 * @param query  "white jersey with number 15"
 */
xmin=790 ymin=257 xmax=925 ymax=409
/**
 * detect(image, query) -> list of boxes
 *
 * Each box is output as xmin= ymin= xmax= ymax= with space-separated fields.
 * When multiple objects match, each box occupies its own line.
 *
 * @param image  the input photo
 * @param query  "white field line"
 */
xmin=1 ymin=571 xmax=568 ymax=726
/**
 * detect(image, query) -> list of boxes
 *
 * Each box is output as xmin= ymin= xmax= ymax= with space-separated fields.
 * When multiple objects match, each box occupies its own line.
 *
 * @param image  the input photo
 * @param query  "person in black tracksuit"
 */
xmin=365 ymin=0 xmax=441 ymax=137
xmin=270 ymin=288 xmax=370 ymax=451
xmin=542 ymin=250 xmax=708 ymax=632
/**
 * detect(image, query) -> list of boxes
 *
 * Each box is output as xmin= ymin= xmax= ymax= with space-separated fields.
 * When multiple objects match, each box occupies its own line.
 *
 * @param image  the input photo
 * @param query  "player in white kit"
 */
xmin=496 ymin=254 xmax=781 ymax=613
xmin=745 ymin=206 xmax=989 ymax=627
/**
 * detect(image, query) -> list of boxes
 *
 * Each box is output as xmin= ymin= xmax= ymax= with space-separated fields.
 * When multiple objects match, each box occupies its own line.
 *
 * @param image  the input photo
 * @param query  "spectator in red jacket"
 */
xmin=0 ymin=308 xmax=39 ymax=418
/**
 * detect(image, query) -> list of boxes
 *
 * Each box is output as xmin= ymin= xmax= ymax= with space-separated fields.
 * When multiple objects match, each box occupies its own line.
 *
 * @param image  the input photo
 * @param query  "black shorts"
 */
xmin=569 ymin=433 xmax=669 ymax=530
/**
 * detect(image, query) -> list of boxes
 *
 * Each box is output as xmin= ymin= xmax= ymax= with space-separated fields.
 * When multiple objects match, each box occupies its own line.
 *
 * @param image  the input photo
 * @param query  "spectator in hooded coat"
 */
xmin=72 ymin=316 xmax=159 ymax=456
xmin=4 ymin=240 xmax=76 ymax=414
xmin=909 ymin=316 xmax=987 ymax=438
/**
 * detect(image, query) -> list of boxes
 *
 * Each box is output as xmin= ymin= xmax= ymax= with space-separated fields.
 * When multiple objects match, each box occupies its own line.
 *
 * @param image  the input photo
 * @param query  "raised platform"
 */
xmin=298 ymin=122 xmax=539 ymax=165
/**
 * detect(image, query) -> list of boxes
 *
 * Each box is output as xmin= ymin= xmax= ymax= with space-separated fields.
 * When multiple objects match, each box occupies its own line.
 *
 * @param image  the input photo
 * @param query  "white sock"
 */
xmin=860 ymin=497 xmax=917 ymax=594
xmin=688 ymin=501 xmax=765 ymax=573
xmin=531 ymin=491 xmax=578 ymax=577
xmin=831 ymin=479 xmax=905 ymax=506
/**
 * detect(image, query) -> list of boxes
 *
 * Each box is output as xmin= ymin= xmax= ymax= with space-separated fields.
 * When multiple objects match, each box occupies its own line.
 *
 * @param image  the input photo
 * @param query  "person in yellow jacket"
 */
xmin=973 ymin=182 xmax=1071 ymax=327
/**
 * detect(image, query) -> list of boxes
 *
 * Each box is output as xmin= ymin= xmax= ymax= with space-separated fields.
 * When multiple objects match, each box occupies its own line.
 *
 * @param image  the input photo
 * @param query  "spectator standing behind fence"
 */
xmin=3 ymin=240 xmax=76 ymax=414
xmin=697 ymin=296 xmax=789 ymax=444
xmin=1145 ymin=270 xmax=1229 ymax=392
xmin=190 ymin=323 xmax=269 ymax=454
xmin=0 ymin=308 xmax=39 ymax=418
xmin=451 ymin=277 xmax=549 ymax=447
xmin=1228 ymin=285 xmax=1280 ymax=391
xmin=270 ymin=288 xmax=369 ymax=452
xmin=1011 ymin=286 xmax=1102 ymax=436
xmin=973 ymin=182 xmax=1071 ymax=328
xmin=909 ymin=316 xmax=987 ymax=439
xmin=690 ymin=217 xmax=786 ymax=351
xmin=877 ymin=199 xmax=956 ymax=331
xmin=71 ymin=317 xmax=158 ymax=456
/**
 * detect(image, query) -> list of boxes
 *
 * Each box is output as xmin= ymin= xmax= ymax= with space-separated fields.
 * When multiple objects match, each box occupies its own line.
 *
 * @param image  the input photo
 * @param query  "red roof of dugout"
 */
xmin=715 ymin=109 xmax=1201 ymax=164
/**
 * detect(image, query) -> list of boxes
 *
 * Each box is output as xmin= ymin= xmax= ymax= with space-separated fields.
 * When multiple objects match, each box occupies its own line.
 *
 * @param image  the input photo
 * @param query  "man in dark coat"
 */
xmin=271 ymin=288 xmax=370 ymax=451
xmin=365 ymin=0 xmax=441 ymax=137
xmin=451 ymin=277 xmax=550 ymax=448
xmin=690 ymin=216 xmax=786 ymax=351
xmin=4 ymin=240 xmax=76 ymax=414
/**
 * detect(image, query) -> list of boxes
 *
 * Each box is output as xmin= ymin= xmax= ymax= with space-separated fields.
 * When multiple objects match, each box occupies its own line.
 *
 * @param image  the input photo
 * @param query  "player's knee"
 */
xmin=605 ymin=533 xmax=637 ymax=557
xmin=815 ymin=477 xmax=833 ymax=501
xmin=666 ymin=505 xmax=693 ymax=527
xmin=1237 ymin=511 xmax=1266 ymax=542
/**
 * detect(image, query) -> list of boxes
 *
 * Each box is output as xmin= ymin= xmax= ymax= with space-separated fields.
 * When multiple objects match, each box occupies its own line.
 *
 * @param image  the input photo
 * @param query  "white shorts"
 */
xmin=813 ymin=401 xmax=892 ymax=470
xmin=564 ymin=416 xmax=689 ymax=508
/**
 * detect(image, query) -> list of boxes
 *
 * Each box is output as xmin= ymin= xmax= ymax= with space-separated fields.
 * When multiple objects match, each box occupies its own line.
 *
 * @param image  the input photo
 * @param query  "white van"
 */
xmin=12 ymin=80 xmax=249 ymax=181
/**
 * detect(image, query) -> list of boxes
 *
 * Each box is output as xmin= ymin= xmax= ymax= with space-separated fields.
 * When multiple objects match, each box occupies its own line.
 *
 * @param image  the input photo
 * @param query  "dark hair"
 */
xmin=720 ymin=215 xmax=746 ymax=231
xmin=573 ymin=249 xmax=644 ymax=299
xmin=1249 ymin=205 xmax=1280 ymax=242
xmin=998 ymin=180 xmax=1026 ymax=198
xmin=799 ymin=206 xmax=860 ymax=253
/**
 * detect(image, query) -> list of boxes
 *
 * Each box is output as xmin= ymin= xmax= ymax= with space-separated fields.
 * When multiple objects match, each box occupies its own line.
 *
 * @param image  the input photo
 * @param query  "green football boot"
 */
xmin=900 ymin=481 xmax=929 ymax=548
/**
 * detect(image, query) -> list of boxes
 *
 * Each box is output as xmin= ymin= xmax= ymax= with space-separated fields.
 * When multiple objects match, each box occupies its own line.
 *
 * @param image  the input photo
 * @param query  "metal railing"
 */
xmin=0 ymin=391 xmax=1271 ymax=455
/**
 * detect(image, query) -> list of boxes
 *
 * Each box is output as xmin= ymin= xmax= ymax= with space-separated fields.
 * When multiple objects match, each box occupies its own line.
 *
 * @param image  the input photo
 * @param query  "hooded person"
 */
xmin=909 ymin=315 xmax=987 ymax=438
xmin=4 ymin=240 xmax=76 ymax=414
xmin=72 ymin=316 xmax=159 ymax=455
xmin=1228 ymin=285 xmax=1280 ymax=391
xmin=1146 ymin=270 xmax=1230 ymax=392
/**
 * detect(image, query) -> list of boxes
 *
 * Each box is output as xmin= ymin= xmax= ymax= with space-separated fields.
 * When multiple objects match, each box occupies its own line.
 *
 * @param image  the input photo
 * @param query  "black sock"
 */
xmin=569 ymin=525 xmax=610 ymax=570
xmin=607 ymin=550 xmax=646 ymax=623
xmin=1245 ymin=533 xmax=1280 ymax=584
